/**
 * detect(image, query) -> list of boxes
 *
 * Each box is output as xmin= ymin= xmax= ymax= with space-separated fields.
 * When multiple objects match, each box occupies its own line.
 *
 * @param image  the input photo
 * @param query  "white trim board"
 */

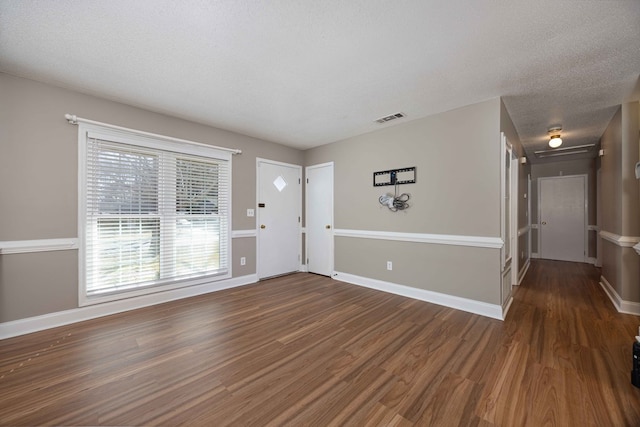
xmin=599 ymin=275 xmax=640 ymax=316
xmin=0 ymin=238 xmax=78 ymax=254
xmin=333 ymin=271 xmax=504 ymax=320
xmin=599 ymin=231 xmax=640 ymax=247
xmin=0 ymin=233 xmax=256 ymax=252
xmin=0 ymin=274 xmax=258 ymax=340
xmin=232 ymin=229 xmax=257 ymax=238
xmin=334 ymin=229 xmax=503 ymax=249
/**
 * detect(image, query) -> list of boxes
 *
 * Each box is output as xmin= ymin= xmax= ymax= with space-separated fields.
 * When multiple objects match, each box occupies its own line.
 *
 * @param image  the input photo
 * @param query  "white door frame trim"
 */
xmin=510 ymin=144 xmax=519 ymax=288
xmin=500 ymin=133 xmax=518 ymax=303
xmin=528 ymin=173 xmax=532 ymax=264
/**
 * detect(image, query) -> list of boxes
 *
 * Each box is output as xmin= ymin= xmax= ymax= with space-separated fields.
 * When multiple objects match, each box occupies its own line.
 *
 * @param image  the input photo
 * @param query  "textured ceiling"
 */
xmin=1 ymin=0 xmax=639 ymax=163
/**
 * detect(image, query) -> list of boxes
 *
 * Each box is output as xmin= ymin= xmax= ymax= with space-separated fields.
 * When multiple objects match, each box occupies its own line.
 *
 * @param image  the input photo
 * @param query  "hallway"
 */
xmin=497 ymin=259 xmax=640 ymax=425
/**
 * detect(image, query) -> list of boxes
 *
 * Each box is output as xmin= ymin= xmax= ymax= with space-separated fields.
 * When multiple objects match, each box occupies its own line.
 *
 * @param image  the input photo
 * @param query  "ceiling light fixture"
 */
xmin=548 ymin=126 xmax=562 ymax=148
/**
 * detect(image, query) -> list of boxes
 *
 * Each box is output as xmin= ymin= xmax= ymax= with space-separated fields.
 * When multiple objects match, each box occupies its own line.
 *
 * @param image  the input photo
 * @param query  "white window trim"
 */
xmin=77 ymin=122 xmax=233 ymax=306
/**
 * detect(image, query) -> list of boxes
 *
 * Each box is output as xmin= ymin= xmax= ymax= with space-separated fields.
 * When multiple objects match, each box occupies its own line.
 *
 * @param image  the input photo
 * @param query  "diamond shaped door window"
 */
xmin=273 ymin=175 xmax=287 ymax=192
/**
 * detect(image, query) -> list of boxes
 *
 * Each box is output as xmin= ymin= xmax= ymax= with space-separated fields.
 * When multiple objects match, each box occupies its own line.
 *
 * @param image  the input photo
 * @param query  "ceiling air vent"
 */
xmin=375 ymin=112 xmax=406 ymax=124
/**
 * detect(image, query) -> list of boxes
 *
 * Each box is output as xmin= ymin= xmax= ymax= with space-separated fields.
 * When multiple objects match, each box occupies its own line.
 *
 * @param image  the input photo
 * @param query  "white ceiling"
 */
xmin=1 ymin=1 xmax=639 ymax=162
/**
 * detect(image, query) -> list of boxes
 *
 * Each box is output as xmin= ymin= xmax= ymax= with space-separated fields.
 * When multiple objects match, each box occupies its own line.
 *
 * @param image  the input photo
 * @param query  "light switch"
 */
xmin=247 ymin=209 xmax=255 ymax=217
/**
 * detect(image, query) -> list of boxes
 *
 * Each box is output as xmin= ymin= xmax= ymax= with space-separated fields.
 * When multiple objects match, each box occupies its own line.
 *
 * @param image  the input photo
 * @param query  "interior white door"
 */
xmin=306 ymin=162 xmax=333 ymax=276
xmin=539 ymin=175 xmax=586 ymax=262
xmin=257 ymin=159 xmax=301 ymax=279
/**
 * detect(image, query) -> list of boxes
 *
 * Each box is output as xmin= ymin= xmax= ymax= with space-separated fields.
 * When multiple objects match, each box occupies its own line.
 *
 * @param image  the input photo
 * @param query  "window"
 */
xmin=79 ymin=124 xmax=231 ymax=305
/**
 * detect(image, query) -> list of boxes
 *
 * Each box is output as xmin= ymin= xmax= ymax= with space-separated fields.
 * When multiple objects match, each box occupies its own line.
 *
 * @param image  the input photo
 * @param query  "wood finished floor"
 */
xmin=1 ymin=260 xmax=639 ymax=426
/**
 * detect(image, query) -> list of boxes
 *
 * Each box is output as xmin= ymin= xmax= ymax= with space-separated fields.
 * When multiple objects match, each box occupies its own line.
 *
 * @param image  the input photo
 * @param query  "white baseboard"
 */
xmin=599 ymin=275 xmax=640 ymax=316
xmin=298 ymin=264 xmax=308 ymax=272
xmin=587 ymin=257 xmax=597 ymax=265
xmin=0 ymin=274 xmax=258 ymax=340
xmin=333 ymin=271 xmax=504 ymax=320
xmin=517 ymin=259 xmax=530 ymax=285
xmin=531 ymin=252 xmax=539 ymax=259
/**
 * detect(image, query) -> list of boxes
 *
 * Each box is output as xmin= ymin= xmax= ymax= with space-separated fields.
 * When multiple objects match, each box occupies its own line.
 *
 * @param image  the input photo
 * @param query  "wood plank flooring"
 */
xmin=1 ymin=260 xmax=639 ymax=426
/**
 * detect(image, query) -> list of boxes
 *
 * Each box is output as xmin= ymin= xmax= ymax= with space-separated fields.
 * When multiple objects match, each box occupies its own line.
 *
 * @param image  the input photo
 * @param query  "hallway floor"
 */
xmin=496 ymin=259 xmax=640 ymax=425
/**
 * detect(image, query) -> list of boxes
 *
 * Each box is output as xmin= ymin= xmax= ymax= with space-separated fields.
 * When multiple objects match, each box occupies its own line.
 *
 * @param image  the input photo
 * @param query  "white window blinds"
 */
xmin=81 ymin=129 xmax=230 ymax=301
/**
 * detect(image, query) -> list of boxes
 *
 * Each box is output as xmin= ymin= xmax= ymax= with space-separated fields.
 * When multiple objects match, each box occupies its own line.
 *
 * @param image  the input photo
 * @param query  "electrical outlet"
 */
xmin=247 ymin=209 xmax=255 ymax=217
xmin=387 ymin=261 xmax=392 ymax=271
xmin=240 ymin=257 xmax=246 ymax=266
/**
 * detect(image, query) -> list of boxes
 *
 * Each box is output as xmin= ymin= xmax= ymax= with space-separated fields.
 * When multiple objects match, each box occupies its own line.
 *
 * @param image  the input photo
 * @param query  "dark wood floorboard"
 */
xmin=1 ymin=260 xmax=639 ymax=426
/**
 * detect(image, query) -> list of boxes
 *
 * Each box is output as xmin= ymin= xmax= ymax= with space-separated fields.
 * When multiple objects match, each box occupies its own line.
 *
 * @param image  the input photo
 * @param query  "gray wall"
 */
xmin=306 ymin=98 xmax=502 ymax=236
xmin=305 ymin=98 xmax=506 ymax=305
xmin=599 ymin=102 xmax=640 ymax=303
xmin=1 ymin=74 xmax=527 ymax=323
xmin=0 ymin=73 xmax=303 ymax=322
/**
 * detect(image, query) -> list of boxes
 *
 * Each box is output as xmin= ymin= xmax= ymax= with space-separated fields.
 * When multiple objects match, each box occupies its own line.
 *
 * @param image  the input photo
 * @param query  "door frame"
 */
xmin=596 ymin=168 xmax=602 ymax=267
xmin=256 ymin=158 xmax=302 ymax=279
xmin=527 ymin=173 xmax=532 ymax=264
xmin=537 ymin=174 xmax=588 ymax=263
xmin=305 ymin=162 xmax=334 ymax=276
xmin=510 ymin=146 xmax=519 ymax=287
xmin=500 ymin=132 xmax=518 ymax=307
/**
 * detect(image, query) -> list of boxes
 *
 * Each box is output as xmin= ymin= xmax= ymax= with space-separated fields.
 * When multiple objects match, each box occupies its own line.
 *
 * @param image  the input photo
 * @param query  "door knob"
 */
xmin=541 ymin=221 xmax=547 ymax=225
xmin=325 ymin=225 xmax=331 ymax=229
xmin=260 ymin=224 xmax=266 ymax=229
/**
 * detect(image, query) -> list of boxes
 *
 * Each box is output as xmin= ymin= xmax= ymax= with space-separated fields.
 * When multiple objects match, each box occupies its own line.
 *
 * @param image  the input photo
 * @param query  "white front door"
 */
xmin=257 ymin=159 xmax=301 ymax=279
xmin=539 ymin=175 xmax=586 ymax=263
xmin=306 ymin=162 xmax=334 ymax=276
